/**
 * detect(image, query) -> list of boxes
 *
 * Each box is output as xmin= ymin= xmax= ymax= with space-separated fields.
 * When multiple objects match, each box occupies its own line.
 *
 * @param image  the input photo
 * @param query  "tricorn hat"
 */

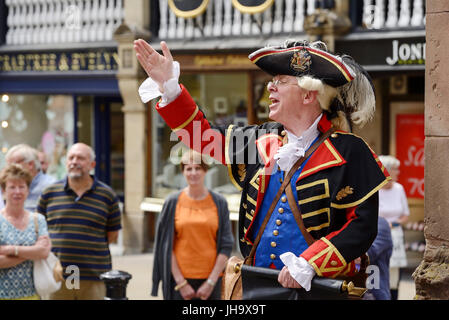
xmin=249 ymin=41 xmax=355 ymax=88
xmin=249 ymin=40 xmax=376 ymax=131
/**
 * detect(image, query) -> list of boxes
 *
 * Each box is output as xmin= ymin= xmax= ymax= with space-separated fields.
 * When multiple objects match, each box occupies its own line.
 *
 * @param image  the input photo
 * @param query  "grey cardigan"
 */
xmin=151 ymin=190 xmax=234 ymax=299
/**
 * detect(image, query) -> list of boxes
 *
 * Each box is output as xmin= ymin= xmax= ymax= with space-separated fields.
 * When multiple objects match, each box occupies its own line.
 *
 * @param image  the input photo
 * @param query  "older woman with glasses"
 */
xmin=0 ymin=163 xmax=51 ymax=300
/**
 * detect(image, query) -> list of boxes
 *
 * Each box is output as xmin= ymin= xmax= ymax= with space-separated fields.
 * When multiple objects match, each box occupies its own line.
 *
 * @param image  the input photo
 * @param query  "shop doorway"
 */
xmin=75 ymin=96 xmax=124 ymax=201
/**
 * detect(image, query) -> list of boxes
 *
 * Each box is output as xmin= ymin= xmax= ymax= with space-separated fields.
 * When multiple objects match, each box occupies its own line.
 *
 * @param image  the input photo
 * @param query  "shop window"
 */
xmin=253 ymin=71 xmax=272 ymax=124
xmin=151 ymin=72 xmax=248 ymax=198
xmin=0 ymin=94 xmax=73 ymax=180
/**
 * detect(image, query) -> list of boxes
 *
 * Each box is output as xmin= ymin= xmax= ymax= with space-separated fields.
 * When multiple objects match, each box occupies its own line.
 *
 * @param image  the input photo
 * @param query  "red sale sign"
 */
xmin=395 ymin=114 xmax=424 ymax=199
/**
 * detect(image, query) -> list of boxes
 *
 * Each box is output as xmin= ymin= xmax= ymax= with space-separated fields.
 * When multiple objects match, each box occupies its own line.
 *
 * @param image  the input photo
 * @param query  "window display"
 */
xmin=151 ymin=72 xmax=248 ymax=198
xmin=0 ymin=94 xmax=74 ymax=180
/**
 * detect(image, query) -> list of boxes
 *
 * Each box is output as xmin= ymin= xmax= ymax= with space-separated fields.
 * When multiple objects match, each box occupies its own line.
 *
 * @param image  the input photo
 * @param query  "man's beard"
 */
xmin=68 ymin=165 xmax=85 ymax=179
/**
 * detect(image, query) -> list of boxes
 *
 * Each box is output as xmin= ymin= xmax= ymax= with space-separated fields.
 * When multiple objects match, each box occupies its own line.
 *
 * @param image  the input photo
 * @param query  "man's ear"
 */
xmin=302 ymin=90 xmax=318 ymax=105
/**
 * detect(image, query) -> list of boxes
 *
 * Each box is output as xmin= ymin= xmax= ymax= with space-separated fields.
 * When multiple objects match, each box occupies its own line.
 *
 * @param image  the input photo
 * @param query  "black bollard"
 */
xmin=100 ymin=270 xmax=132 ymax=300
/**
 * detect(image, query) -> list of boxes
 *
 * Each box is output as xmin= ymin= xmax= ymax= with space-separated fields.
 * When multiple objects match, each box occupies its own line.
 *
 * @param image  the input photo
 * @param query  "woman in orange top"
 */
xmin=151 ymin=151 xmax=234 ymax=300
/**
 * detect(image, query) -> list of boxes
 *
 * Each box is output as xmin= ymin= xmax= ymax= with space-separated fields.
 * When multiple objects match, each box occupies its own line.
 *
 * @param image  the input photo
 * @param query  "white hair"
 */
xmin=5 ymin=144 xmax=41 ymax=171
xmin=378 ymin=155 xmax=400 ymax=172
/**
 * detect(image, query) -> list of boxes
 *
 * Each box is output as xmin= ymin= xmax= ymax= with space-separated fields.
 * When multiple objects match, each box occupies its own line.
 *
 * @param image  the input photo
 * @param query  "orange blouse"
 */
xmin=173 ymin=191 xmax=219 ymax=279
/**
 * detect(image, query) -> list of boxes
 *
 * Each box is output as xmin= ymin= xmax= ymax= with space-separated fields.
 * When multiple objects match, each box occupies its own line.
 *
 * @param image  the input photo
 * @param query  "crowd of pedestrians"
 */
xmin=0 ymin=143 xmax=122 ymax=300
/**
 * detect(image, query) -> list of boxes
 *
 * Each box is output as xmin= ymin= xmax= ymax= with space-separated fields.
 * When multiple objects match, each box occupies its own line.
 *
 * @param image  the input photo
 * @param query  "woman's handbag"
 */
xmin=33 ymin=213 xmax=63 ymax=297
xmin=221 ymin=128 xmax=368 ymax=300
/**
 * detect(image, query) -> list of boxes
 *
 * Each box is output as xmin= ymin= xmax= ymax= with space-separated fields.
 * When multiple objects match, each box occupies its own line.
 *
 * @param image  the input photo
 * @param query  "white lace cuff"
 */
xmin=138 ymin=61 xmax=181 ymax=107
xmin=280 ymin=252 xmax=316 ymax=291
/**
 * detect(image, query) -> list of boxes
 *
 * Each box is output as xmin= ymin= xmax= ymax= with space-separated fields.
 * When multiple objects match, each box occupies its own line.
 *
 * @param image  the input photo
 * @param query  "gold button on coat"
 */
xmin=281 ymin=130 xmax=287 ymax=136
xmin=270 ymin=254 xmax=276 ymax=260
xmin=331 ymin=133 xmax=338 ymax=138
xmin=278 ymin=208 xmax=284 ymax=214
xmin=271 ymin=242 xmax=277 ymax=247
xmin=281 ymin=196 xmax=287 ymax=203
xmin=273 ymin=230 xmax=279 ymax=236
xmin=276 ymin=219 xmax=282 ymax=226
xmin=330 ymin=260 xmax=338 ymax=266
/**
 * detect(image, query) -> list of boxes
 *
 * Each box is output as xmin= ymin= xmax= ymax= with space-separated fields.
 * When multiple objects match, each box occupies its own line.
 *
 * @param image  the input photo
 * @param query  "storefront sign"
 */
xmin=386 ymin=40 xmax=425 ymax=66
xmin=168 ymin=0 xmax=209 ymax=18
xmin=177 ymin=54 xmax=257 ymax=71
xmin=0 ymin=49 xmax=119 ymax=72
xmin=395 ymin=114 xmax=424 ymax=199
xmin=335 ymin=36 xmax=425 ymax=70
xmin=232 ymin=0 xmax=274 ymax=14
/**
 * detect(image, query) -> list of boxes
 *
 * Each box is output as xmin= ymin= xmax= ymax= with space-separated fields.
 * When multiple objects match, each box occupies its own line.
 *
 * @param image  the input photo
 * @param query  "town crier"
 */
xmin=134 ymin=38 xmax=390 ymax=295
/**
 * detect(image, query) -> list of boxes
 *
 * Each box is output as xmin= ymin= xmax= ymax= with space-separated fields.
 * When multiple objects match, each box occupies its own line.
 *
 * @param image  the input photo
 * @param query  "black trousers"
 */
xmin=171 ymin=278 xmax=222 ymax=300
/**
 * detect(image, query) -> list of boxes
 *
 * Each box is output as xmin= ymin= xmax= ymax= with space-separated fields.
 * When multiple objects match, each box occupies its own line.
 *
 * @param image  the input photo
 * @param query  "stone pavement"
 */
xmin=111 ymin=252 xmax=417 ymax=300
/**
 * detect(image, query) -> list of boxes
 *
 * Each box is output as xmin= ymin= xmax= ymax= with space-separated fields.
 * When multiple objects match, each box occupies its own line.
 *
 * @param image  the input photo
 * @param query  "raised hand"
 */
xmin=133 ymin=39 xmax=174 ymax=91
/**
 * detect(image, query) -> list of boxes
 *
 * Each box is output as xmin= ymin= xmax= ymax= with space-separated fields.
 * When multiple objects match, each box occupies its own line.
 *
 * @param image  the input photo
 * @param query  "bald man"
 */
xmin=37 ymin=143 xmax=122 ymax=300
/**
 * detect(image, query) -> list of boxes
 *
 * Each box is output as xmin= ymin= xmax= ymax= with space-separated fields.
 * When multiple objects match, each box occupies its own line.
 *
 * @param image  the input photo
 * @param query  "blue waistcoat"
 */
xmin=252 ymin=158 xmax=312 ymax=269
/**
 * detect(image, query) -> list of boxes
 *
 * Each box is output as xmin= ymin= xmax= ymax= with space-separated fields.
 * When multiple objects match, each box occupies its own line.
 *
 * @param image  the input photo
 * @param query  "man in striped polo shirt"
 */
xmin=37 ymin=143 xmax=122 ymax=300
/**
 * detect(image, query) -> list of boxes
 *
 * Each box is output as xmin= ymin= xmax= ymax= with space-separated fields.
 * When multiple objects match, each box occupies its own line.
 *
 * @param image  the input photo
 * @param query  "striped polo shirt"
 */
xmin=37 ymin=176 xmax=122 ymax=281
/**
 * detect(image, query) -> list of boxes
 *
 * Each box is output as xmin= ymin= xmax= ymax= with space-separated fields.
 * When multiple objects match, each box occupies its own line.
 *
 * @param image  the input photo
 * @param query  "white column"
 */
xmin=45 ymin=0 xmax=55 ymax=43
xmin=204 ymin=1 xmax=213 ymax=36
xmin=231 ymin=5 xmax=242 ymax=35
xmin=176 ymin=16 xmax=185 ymax=39
xmin=5 ymin=0 xmax=17 ymax=45
xmin=362 ymin=0 xmax=374 ymax=29
xmin=385 ymin=0 xmax=399 ymax=28
xmin=213 ymin=0 xmax=223 ymax=37
xmin=158 ymin=0 xmax=168 ymax=39
xmin=194 ymin=15 xmax=203 ymax=38
xmin=272 ymin=0 xmax=283 ymax=33
xmin=242 ymin=13 xmax=251 ymax=35
xmin=372 ymin=0 xmax=385 ymax=29
xmin=251 ymin=13 xmax=262 ymax=35
xmin=293 ymin=0 xmax=305 ymax=32
xmin=307 ymin=0 xmax=315 ymax=16
xmin=62 ymin=0 xmax=72 ymax=43
xmin=96 ymin=0 xmax=107 ymax=41
xmin=113 ymin=0 xmax=124 ymax=29
xmin=24 ymin=0 xmax=34 ymax=45
xmin=89 ymin=0 xmax=100 ymax=42
xmin=223 ymin=0 xmax=232 ymax=36
xmin=81 ymin=0 xmax=90 ymax=42
xmin=398 ymin=0 xmax=411 ymax=27
xmin=411 ymin=0 xmax=424 ymax=27
xmin=283 ymin=0 xmax=294 ymax=33
xmin=35 ymin=0 xmax=45 ymax=44
xmin=167 ymin=8 xmax=176 ymax=39
xmin=105 ymin=0 xmax=115 ymax=41
xmin=185 ymin=16 xmax=194 ymax=38
xmin=262 ymin=4 xmax=272 ymax=35
xmin=17 ymin=0 xmax=26 ymax=45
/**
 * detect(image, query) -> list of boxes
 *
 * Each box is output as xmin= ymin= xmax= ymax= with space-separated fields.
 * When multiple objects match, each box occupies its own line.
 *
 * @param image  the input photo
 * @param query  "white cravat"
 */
xmin=274 ymin=114 xmax=322 ymax=173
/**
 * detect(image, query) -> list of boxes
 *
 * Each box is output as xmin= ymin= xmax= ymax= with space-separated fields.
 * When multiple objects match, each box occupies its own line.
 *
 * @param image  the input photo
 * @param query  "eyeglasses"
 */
xmin=267 ymin=78 xmax=297 ymax=88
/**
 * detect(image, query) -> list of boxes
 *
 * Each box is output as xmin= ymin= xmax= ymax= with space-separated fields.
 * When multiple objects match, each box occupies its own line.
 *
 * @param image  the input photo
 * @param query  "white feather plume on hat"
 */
xmin=299 ymin=41 xmax=376 ymax=131
xmin=337 ymin=55 xmax=376 ymax=128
